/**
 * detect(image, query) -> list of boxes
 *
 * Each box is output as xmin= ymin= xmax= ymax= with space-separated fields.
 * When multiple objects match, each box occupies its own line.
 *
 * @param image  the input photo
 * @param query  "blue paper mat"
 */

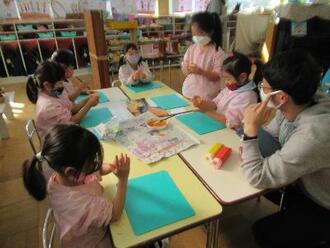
xmin=127 ymin=82 xmax=162 ymax=93
xmin=150 ymin=94 xmax=189 ymax=110
xmin=80 ymin=107 xmax=113 ymax=128
xmin=76 ymin=91 xmax=109 ymax=104
xmin=176 ymin=112 xmax=225 ymax=135
xmin=321 ymin=68 xmax=330 ymax=92
xmin=125 ymin=171 xmax=195 ymax=235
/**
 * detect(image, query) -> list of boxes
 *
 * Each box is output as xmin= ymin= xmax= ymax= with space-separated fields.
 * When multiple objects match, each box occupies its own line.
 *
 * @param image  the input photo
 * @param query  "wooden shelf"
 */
xmin=16 ymin=30 xmax=51 ymax=34
xmin=138 ymin=40 xmax=162 ymax=45
xmin=56 ymin=36 xmax=85 ymax=39
xmin=54 ymin=28 xmax=85 ymax=32
xmin=0 ymin=18 xmax=84 ymax=25
xmin=0 ymin=31 xmax=16 ymax=35
xmin=0 ymin=40 xmax=18 ymax=44
xmin=0 ymin=16 xmax=191 ymax=78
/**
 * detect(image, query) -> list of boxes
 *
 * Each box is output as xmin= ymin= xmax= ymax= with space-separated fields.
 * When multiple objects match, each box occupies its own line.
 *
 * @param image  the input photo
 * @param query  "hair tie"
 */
xmin=35 ymin=152 xmax=45 ymax=162
xmin=229 ymin=52 xmax=234 ymax=58
xmin=32 ymin=74 xmax=40 ymax=87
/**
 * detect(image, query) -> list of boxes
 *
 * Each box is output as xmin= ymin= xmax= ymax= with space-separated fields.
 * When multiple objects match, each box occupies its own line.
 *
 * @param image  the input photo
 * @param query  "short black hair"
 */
xmin=119 ymin=43 xmax=142 ymax=67
xmin=51 ymin=49 xmax=76 ymax=68
xmin=263 ymin=49 xmax=321 ymax=105
xmin=123 ymin=43 xmax=138 ymax=53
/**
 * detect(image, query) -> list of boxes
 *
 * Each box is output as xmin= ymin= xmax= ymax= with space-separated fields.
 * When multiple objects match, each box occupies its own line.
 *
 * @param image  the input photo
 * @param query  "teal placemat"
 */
xmin=80 ymin=107 xmax=113 ymax=128
xmin=150 ymin=94 xmax=189 ymax=110
xmin=321 ymin=68 xmax=330 ymax=92
xmin=125 ymin=171 xmax=195 ymax=236
xmin=127 ymin=82 xmax=162 ymax=93
xmin=176 ymin=112 xmax=225 ymax=135
xmin=76 ymin=91 xmax=109 ymax=104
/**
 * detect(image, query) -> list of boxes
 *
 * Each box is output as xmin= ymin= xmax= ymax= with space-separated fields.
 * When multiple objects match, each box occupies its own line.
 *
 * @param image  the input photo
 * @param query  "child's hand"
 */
xmin=100 ymin=163 xmax=116 ymax=176
xmin=192 ymin=96 xmax=211 ymax=111
xmin=86 ymin=89 xmax=97 ymax=94
xmin=192 ymin=96 xmax=202 ymax=105
xmin=188 ymin=64 xmax=203 ymax=75
xmin=87 ymin=94 xmax=99 ymax=107
xmin=133 ymin=71 xmax=141 ymax=81
xmin=112 ymin=154 xmax=130 ymax=180
xmin=243 ymin=96 xmax=273 ymax=137
xmin=78 ymin=82 xmax=89 ymax=92
xmin=138 ymin=70 xmax=146 ymax=80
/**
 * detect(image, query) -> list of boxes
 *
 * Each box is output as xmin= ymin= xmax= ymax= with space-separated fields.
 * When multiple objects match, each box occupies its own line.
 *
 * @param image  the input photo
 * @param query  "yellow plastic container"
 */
xmin=106 ymin=20 xmax=138 ymax=30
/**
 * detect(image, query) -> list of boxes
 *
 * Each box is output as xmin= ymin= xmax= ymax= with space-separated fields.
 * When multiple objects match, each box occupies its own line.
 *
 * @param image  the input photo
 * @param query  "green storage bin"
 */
xmin=37 ymin=32 xmax=54 ymax=39
xmin=0 ymin=34 xmax=17 ymax=41
xmin=17 ymin=25 xmax=34 ymax=31
xmin=60 ymin=31 xmax=77 ymax=37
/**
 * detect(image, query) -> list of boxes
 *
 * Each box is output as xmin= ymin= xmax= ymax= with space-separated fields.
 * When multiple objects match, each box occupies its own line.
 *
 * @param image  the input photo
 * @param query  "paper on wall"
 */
xmin=0 ymin=0 xmax=18 ymax=19
xmin=111 ymin=0 xmax=137 ymax=15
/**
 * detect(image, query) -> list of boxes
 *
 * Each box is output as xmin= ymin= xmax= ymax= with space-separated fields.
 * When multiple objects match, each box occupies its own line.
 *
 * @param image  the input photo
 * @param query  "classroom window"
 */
xmin=136 ymin=0 xmax=156 ymax=14
xmin=227 ymin=0 xmax=281 ymax=12
xmin=195 ymin=0 xmax=211 ymax=12
xmin=227 ymin=0 xmax=319 ymax=13
xmin=169 ymin=0 xmax=210 ymax=15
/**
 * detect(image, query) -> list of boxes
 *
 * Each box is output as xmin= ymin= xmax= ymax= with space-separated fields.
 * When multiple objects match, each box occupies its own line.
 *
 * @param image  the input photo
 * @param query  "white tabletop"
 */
xmin=99 ymin=87 xmax=264 ymax=205
xmin=172 ymin=117 xmax=265 ymax=205
xmin=101 ymin=87 xmax=128 ymax=102
xmin=95 ymin=87 xmax=134 ymax=122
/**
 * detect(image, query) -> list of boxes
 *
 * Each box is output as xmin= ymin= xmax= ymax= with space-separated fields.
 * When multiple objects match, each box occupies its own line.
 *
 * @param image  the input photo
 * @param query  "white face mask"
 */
xmin=126 ymin=55 xmax=140 ymax=65
xmin=192 ymin=36 xmax=211 ymax=46
xmin=260 ymin=88 xmax=283 ymax=109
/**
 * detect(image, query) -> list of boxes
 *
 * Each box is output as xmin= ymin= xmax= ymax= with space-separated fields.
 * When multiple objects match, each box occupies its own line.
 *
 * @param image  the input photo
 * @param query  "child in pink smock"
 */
xmin=182 ymin=12 xmax=226 ymax=100
xmin=26 ymin=61 xmax=99 ymax=138
xmin=22 ymin=124 xmax=130 ymax=248
xmin=51 ymin=49 xmax=91 ymax=102
xmin=119 ymin=43 xmax=153 ymax=85
xmin=193 ymin=51 xmax=262 ymax=129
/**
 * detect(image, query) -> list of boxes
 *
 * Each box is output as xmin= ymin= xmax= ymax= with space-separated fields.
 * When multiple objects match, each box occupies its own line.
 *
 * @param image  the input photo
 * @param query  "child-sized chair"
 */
xmin=111 ymin=80 xmax=122 ymax=87
xmin=25 ymin=119 xmax=41 ymax=155
xmin=42 ymin=208 xmax=56 ymax=248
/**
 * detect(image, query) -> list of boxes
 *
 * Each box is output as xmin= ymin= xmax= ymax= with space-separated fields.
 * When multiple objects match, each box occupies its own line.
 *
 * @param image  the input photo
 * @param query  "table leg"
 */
xmin=214 ymin=218 xmax=221 ymax=248
xmin=206 ymin=218 xmax=220 ymax=248
xmin=4 ymin=100 xmax=14 ymax=120
xmin=0 ymin=114 xmax=9 ymax=139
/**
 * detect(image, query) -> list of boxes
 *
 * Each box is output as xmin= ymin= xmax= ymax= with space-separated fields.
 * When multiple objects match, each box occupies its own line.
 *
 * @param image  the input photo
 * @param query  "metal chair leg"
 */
xmin=279 ymin=188 xmax=286 ymax=211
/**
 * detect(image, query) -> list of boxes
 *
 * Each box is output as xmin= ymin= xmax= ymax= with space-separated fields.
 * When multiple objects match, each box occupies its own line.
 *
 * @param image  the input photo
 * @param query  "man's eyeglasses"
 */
xmin=258 ymin=81 xmax=273 ymax=91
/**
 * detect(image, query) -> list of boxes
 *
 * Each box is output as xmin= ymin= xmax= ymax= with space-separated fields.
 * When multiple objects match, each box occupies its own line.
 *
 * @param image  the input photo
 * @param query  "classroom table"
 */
xmin=101 ymin=87 xmax=129 ymax=102
xmin=120 ymin=81 xmax=197 ymax=115
xmin=101 ymin=141 xmax=222 ymax=248
xmin=119 ymin=82 xmax=264 ymax=205
xmin=93 ymin=87 xmax=223 ymax=248
xmin=173 ymin=118 xmax=265 ymax=205
xmin=120 ymin=81 xmax=174 ymax=100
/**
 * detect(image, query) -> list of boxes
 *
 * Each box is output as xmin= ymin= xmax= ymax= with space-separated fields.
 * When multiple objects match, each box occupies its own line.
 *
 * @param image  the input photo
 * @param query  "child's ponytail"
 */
xmin=22 ymin=155 xmax=47 ymax=201
xmin=22 ymin=124 xmax=104 ymax=202
xmin=26 ymin=75 xmax=41 ymax=104
xmin=25 ymin=60 xmax=65 ymax=104
xmin=210 ymin=12 xmax=222 ymax=49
